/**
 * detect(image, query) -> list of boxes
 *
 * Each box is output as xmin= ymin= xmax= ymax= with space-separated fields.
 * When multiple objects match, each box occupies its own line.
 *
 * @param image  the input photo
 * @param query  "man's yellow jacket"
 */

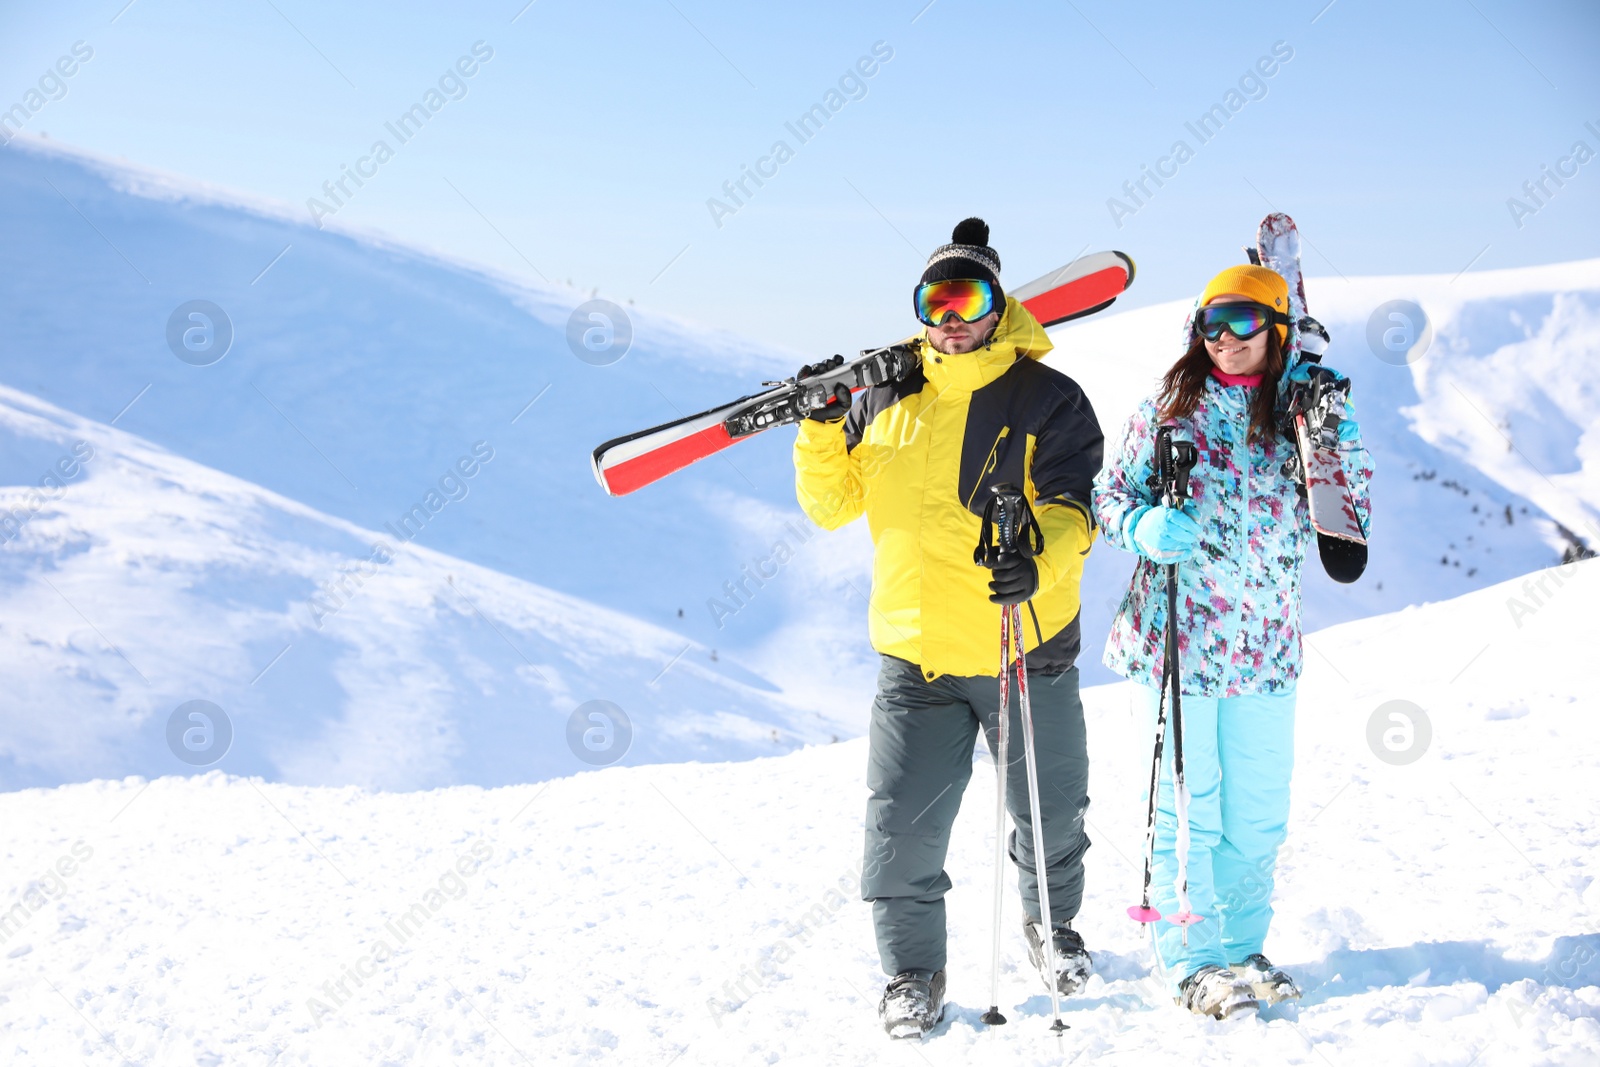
xmin=794 ymin=297 xmax=1104 ymax=681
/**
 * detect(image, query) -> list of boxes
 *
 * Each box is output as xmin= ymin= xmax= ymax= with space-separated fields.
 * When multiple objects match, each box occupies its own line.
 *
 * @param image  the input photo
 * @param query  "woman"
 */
xmin=1091 ymin=264 xmax=1373 ymax=1019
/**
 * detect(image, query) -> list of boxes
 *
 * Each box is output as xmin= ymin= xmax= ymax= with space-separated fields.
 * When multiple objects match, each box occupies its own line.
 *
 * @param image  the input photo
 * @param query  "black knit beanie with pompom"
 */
xmin=919 ymin=217 xmax=1003 ymax=311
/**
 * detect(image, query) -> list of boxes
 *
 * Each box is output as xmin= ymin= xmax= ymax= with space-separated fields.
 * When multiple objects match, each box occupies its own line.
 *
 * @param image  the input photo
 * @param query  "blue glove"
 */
xmin=1129 ymin=505 xmax=1201 ymax=564
xmin=1337 ymin=410 xmax=1362 ymax=444
xmin=1288 ymin=362 xmax=1362 ymax=444
xmin=1286 ymin=360 xmax=1347 ymax=384
xmin=1335 ymin=389 xmax=1362 ymax=445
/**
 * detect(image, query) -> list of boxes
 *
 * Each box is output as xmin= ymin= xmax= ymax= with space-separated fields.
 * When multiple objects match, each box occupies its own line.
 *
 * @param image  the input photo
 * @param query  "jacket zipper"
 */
xmin=1224 ymin=411 xmax=1251 ymax=693
xmin=964 ymin=426 xmax=1011 ymax=511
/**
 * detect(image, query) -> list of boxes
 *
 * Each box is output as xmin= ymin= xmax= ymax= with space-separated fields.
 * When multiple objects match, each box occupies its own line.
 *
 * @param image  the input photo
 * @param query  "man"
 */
xmin=793 ymin=218 xmax=1104 ymax=1038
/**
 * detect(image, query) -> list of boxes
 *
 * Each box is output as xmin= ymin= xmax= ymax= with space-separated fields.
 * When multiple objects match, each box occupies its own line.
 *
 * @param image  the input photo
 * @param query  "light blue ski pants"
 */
xmin=1134 ymin=682 xmax=1296 ymax=991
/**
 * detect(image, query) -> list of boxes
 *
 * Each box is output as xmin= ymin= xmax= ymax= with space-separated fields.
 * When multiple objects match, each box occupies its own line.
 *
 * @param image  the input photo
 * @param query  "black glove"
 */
xmin=805 ymin=382 xmax=851 ymax=422
xmin=798 ymin=354 xmax=844 ymax=379
xmin=987 ymin=553 xmax=1038 ymax=605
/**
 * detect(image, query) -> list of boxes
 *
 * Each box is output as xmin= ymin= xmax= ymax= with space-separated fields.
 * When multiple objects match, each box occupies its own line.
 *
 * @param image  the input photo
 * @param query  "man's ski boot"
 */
xmin=878 ymin=969 xmax=946 ymax=1040
xmin=1023 ymin=918 xmax=1093 ymax=997
xmin=1177 ymin=964 xmax=1258 ymax=1020
xmin=1232 ymin=953 xmax=1302 ymax=1005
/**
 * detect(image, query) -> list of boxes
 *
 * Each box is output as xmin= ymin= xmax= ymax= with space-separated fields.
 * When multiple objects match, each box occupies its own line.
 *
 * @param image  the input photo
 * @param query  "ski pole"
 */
xmin=1165 ymin=554 xmax=1200 ymax=941
xmin=1010 ymin=598 xmax=1068 ymax=1033
xmin=979 ymin=602 xmax=1013 ymax=1028
xmin=1155 ymin=429 xmax=1201 ymax=939
xmin=976 ymin=485 xmax=1065 ymax=1033
xmin=1127 ymin=431 xmax=1202 ymax=943
xmin=1127 ymin=681 xmax=1168 ymax=924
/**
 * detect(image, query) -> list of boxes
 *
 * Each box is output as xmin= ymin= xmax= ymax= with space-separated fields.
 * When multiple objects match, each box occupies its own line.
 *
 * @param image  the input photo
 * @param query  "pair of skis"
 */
xmin=589 ymin=251 xmax=1135 ymax=497
xmin=1253 ymin=213 xmax=1369 ymax=583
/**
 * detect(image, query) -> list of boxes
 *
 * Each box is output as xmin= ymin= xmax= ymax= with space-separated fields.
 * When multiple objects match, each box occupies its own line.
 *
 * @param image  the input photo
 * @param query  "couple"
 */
xmin=793 ymin=219 xmax=1373 ymax=1037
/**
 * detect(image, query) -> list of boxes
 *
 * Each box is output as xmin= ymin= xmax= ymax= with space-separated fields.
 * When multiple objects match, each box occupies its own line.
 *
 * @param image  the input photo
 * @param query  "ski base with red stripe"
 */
xmin=592 ymin=403 xmax=745 ymax=498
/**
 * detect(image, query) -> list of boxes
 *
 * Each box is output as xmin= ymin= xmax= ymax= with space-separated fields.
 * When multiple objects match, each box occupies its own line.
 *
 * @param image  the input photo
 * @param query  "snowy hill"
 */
xmin=0 ymin=384 xmax=841 ymax=791
xmin=0 ymin=134 xmax=873 ymax=672
xmin=2 ymin=135 xmax=1598 ymax=791
xmin=2 ymin=562 xmax=1594 ymax=1065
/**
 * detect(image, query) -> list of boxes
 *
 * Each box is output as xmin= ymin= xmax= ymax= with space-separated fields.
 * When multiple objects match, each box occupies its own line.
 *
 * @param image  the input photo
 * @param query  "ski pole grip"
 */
xmin=1171 ymin=441 xmax=1197 ymax=504
xmin=973 ymin=483 xmax=1042 ymax=568
xmin=1152 ymin=428 xmax=1198 ymax=507
xmin=993 ymin=483 xmax=1028 ymax=559
xmin=1155 ymin=428 xmax=1176 ymax=506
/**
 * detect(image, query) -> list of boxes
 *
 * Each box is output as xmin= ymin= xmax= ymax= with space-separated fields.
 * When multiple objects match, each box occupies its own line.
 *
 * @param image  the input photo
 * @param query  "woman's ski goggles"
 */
xmin=914 ymin=279 xmax=997 ymax=327
xmin=1196 ymin=301 xmax=1290 ymax=341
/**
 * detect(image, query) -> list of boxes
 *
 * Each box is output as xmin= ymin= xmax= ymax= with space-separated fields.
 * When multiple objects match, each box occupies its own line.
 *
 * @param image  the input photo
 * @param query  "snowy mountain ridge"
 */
xmin=1 ymin=136 xmax=1598 ymax=793
xmin=9 ymin=132 xmax=801 ymax=380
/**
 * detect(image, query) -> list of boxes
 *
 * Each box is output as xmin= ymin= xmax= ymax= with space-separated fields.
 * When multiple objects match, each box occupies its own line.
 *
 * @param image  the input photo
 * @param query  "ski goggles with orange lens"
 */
xmin=1196 ymin=302 xmax=1291 ymax=341
xmin=914 ymin=279 xmax=997 ymax=327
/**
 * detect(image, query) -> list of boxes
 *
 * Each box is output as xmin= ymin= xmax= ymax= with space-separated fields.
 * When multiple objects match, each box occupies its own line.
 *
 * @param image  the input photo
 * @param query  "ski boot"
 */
xmin=1023 ymin=918 xmax=1093 ymax=997
xmin=1177 ymin=964 xmax=1258 ymax=1020
xmin=878 ymin=969 xmax=946 ymax=1040
xmin=1232 ymin=953 xmax=1302 ymax=1005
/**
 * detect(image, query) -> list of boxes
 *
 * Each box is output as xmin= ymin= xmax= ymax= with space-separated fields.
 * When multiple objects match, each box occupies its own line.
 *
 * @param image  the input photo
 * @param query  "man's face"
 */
xmin=927 ymin=310 xmax=1000 ymax=355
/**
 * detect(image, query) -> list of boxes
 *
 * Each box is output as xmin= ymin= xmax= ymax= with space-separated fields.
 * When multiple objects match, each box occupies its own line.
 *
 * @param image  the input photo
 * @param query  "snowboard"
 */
xmin=1253 ymin=213 xmax=1368 ymax=583
xmin=591 ymin=251 xmax=1136 ymax=497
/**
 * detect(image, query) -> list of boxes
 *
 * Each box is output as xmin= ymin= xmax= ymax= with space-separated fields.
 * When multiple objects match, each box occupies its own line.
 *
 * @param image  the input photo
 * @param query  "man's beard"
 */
xmin=929 ymin=328 xmax=994 ymax=355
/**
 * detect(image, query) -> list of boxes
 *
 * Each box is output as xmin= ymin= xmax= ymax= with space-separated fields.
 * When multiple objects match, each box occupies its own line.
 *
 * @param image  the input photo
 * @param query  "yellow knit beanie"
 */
xmin=1198 ymin=265 xmax=1290 ymax=342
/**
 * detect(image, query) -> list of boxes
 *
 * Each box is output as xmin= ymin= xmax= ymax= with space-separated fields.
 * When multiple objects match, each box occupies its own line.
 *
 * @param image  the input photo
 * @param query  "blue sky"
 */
xmin=4 ymin=0 xmax=1597 ymax=356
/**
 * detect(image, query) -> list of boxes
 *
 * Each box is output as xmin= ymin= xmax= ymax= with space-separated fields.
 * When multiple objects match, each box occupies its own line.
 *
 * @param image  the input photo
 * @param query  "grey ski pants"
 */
xmin=861 ymin=654 xmax=1091 ymax=976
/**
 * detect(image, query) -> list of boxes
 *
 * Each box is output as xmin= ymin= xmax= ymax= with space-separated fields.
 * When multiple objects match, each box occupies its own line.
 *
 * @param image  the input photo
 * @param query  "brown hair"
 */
xmin=1156 ymin=327 xmax=1288 ymax=445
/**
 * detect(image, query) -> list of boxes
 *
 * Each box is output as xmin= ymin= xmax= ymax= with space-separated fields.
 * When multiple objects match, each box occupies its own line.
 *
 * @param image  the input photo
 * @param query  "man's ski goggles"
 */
xmin=914 ymin=279 xmax=997 ymax=327
xmin=1195 ymin=301 xmax=1290 ymax=341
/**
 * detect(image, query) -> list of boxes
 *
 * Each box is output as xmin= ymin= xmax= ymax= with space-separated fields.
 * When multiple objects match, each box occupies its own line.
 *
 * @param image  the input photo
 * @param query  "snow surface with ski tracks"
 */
xmin=2 ymin=562 xmax=1596 ymax=1066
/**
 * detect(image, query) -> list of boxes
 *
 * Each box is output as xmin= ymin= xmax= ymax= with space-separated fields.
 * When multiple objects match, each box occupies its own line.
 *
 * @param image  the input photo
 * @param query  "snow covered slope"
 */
xmin=0 ymin=135 xmax=878 ymax=696
xmin=2 ymin=561 xmax=1594 ymax=1065
xmin=0 ymin=384 xmax=842 ymax=792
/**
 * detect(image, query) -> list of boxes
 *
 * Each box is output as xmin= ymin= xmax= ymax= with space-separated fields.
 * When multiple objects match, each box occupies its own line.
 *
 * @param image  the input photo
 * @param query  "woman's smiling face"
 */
xmin=1201 ymin=293 xmax=1271 ymax=375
